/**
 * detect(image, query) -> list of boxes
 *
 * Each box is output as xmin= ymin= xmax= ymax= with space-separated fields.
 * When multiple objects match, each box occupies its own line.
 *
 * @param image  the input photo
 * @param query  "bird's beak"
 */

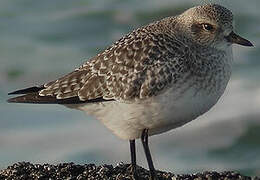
xmin=226 ymin=31 xmax=253 ymax=47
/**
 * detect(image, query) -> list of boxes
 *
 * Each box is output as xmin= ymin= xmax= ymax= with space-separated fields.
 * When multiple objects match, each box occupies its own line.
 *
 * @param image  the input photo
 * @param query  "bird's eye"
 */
xmin=202 ymin=23 xmax=214 ymax=31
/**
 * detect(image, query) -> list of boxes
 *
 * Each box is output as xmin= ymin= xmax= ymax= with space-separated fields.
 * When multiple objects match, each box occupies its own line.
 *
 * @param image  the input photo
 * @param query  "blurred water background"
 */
xmin=0 ymin=0 xmax=260 ymax=177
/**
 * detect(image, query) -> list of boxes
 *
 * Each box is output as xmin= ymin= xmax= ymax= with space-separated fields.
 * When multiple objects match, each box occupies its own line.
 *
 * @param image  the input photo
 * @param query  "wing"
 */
xmin=8 ymin=17 xmax=187 ymax=104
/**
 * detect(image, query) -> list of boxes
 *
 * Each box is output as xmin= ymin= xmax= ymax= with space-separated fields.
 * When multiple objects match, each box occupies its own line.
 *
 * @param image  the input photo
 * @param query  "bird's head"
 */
xmin=178 ymin=4 xmax=253 ymax=50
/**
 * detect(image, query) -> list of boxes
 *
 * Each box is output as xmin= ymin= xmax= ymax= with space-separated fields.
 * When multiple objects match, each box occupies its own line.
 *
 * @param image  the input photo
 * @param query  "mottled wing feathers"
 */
xmin=76 ymin=22 xmax=185 ymax=102
xmin=8 ymin=17 xmax=186 ymax=104
xmin=40 ymin=70 xmax=91 ymax=99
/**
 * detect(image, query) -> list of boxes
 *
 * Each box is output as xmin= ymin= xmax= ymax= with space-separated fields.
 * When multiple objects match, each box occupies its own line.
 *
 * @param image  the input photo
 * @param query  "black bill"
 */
xmin=226 ymin=31 xmax=253 ymax=47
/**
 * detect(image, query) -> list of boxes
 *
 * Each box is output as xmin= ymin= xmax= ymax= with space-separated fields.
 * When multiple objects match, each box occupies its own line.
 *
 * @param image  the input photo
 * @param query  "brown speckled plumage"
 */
xmin=39 ymin=18 xmax=186 ymax=102
xmin=8 ymin=4 xmax=235 ymax=104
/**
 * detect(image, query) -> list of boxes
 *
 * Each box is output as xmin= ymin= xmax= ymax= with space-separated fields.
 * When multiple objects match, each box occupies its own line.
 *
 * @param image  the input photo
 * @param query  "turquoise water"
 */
xmin=1 ymin=0 xmax=260 ymax=177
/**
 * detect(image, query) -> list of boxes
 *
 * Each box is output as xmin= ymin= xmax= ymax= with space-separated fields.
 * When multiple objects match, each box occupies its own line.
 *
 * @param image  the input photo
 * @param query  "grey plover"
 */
xmin=8 ymin=4 xmax=253 ymax=180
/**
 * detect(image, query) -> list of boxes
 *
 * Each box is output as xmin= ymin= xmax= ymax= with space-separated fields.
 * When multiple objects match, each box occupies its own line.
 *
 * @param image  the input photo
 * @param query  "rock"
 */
xmin=0 ymin=162 xmax=259 ymax=180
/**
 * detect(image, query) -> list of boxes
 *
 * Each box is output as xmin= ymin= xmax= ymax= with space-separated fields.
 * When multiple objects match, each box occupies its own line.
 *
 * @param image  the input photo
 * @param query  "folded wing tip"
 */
xmin=7 ymin=86 xmax=44 ymax=95
xmin=8 ymin=91 xmax=19 ymax=95
xmin=7 ymin=85 xmax=115 ymax=104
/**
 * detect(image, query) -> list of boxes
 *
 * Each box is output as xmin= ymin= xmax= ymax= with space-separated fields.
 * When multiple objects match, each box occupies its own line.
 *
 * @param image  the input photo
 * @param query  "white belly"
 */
xmin=70 ymin=82 xmax=228 ymax=140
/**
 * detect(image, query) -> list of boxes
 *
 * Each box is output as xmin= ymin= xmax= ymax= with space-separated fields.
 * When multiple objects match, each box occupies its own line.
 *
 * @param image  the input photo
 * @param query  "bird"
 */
xmin=7 ymin=3 xmax=253 ymax=180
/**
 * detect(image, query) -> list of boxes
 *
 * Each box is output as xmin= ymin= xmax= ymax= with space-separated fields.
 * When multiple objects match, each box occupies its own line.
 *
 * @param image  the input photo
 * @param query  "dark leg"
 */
xmin=130 ymin=140 xmax=136 ymax=167
xmin=129 ymin=139 xmax=137 ymax=178
xmin=141 ymin=129 xmax=156 ymax=180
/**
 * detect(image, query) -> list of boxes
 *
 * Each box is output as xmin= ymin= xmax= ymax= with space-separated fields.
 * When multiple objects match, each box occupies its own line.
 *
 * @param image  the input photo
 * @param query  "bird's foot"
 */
xmin=148 ymin=170 xmax=158 ymax=180
xmin=127 ymin=164 xmax=139 ymax=180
